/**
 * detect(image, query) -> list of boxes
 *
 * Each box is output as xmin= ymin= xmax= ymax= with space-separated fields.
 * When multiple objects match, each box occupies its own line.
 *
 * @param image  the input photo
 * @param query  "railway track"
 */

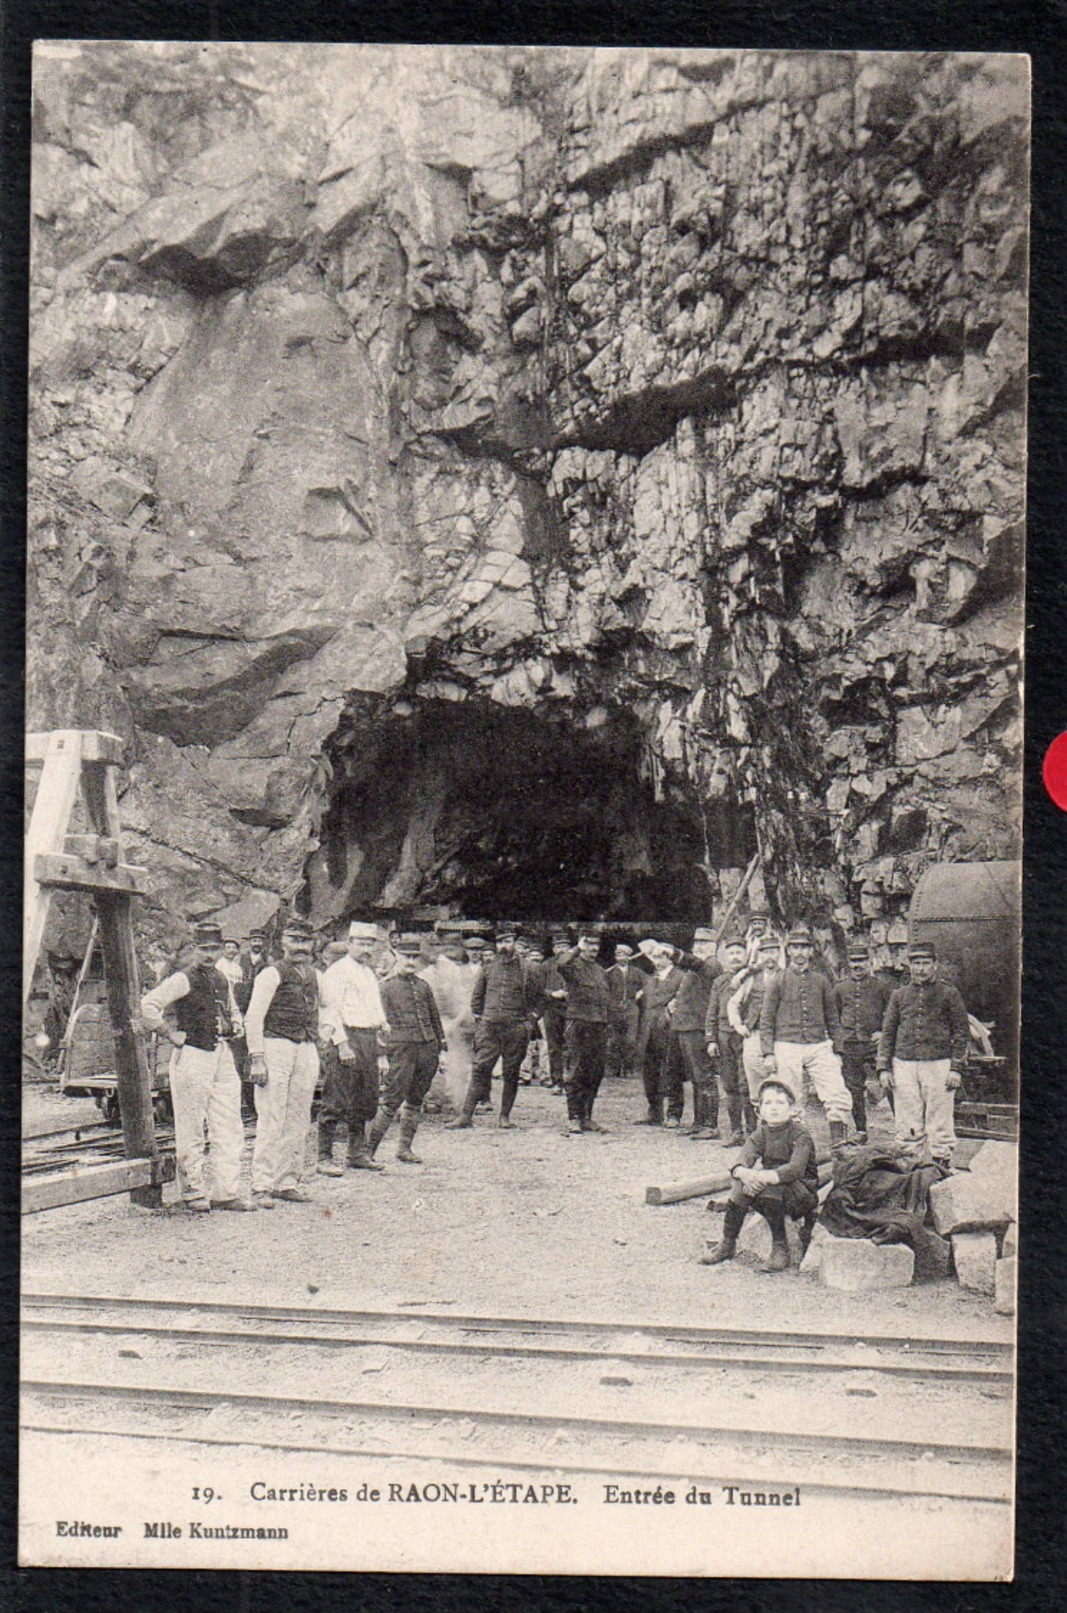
xmin=21 ymin=1294 xmax=1013 ymax=1507
xmin=22 ymin=1292 xmax=1013 ymax=1384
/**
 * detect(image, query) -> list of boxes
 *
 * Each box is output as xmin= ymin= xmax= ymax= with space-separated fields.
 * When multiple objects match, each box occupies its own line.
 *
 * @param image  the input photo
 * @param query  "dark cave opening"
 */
xmin=304 ymin=698 xmax=756 ymax=926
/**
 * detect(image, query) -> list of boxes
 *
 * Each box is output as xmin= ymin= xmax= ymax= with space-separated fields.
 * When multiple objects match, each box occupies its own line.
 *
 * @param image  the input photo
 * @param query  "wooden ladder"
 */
xmin=24 ymin=730 xmax=172 ymax=1211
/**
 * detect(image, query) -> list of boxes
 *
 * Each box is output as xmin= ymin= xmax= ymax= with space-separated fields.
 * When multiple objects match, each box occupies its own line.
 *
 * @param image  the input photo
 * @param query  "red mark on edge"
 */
xmin=1042 ymin=732 xmax=1067 ymax=811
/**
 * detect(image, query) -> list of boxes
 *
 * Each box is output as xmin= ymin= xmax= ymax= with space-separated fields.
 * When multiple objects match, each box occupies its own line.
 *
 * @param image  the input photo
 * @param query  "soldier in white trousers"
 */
xmin=140 ymin=920 xmax=252 ymax=1212
xmin=244 ymin=914 xmax=325 ymax=1206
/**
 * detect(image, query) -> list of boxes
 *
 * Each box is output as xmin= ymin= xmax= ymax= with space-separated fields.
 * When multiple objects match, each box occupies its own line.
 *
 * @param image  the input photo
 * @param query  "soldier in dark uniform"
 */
xmin=833 ymin=941 xmax=893 ymax=1138
xmin=633 ymin=940 xmax=683 ymax=1125
xmin=372 ymin=934 xmax=445 ymax=1163
xmin=536 ymin=930 xmax=572 ymax=1093
xmin=558 ymin=927 xmax=612 ymax=1135
xmin=448 ymin=925 xmax=537 ymax=1130
xmin=667 ymin=926 xmax=723 ymax=1138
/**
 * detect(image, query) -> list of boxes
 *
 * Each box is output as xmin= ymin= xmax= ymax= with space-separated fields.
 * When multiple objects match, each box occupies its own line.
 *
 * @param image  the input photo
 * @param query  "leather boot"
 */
xmin=396 ymin=1105 xmax=423 ymax=1164
xmin=798 ymin=1213 xmax=816 ymax=1254
xmin=829 ymin=1119 xmax=848 ymax=1151
xmin=348 ymin=1123 xmax=385 ymax=1171
xmin=446 ymin=1085 xmax=478 ymax=1129
xmin=760 ymin=1202 xmax=791 ymax=1272
xmin=699 ymin=1200 xmax=745 ymax=1265
xmin=317 ymin=1122 xmax=343 ymax=1175
xmin=366 ymin=1106 xmax=393 ymax=1158
xmin=634 ymin=1097 xmax=663 ymax=1126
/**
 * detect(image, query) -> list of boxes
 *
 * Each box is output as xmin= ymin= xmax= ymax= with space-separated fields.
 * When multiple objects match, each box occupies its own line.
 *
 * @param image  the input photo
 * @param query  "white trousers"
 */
xmin=170 ymin=1042 xmax=243 ymax=1203
xmin=773 ymin=1039 xmax=852 ymax=1124
xmin=892 ymin=1058 xmax=956 ymax=1156
xmin=252 ymin=1037 xmax=319 ymax=1194
xmin=742 ymin=1033 xmax=765 ymax=1103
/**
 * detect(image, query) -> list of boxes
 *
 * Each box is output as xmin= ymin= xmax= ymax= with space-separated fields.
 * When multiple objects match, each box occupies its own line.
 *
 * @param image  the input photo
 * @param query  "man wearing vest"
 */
xmin=373 ymin=934 xmax=446 ymax=1163
xmin=558 ymin=928 xmax=612 ymax=1135
xmin=318 ymin=920 xmax=389 ymax=1174
xmin=448 ymin=924 xmax=536 ymax=1130
xmin=244 ymin=915 xmax=324 ymax=1206
xmin=140 ymin=920 xmax=253 ymax=1212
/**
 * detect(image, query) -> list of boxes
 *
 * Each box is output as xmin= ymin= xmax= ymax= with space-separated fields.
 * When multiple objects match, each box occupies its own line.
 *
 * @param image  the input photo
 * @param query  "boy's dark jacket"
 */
xmin=733 ymin=1118 xmax=818 ymax=1190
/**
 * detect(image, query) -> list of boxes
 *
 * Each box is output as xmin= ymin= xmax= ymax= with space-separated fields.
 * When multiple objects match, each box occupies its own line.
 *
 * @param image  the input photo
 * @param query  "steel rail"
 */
xmin=21 ymin=1376 xmax=1012 ymax=1469
xmin=21 ymin=1415 xmax=1011 ymax=1507
xmin=21 ymin=1291 xmax=1013 ymax=1364
xmin=20 ymin=1307 xmax=1013 ymax=1386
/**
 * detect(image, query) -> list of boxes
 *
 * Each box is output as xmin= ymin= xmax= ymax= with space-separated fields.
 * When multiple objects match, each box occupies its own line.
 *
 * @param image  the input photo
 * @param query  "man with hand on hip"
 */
xmin=318 ymin=920 xmax=389 ymax=1173
xmin=140 ymin=920 xmax=253 ymax=1213
xmin=244 ymin=914 xmax=324 ymax=1206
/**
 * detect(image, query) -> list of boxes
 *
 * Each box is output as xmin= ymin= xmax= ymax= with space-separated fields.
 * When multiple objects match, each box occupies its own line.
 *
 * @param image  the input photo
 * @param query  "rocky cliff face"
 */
xmin=28 ymin=44 xmax=1027 ymax=944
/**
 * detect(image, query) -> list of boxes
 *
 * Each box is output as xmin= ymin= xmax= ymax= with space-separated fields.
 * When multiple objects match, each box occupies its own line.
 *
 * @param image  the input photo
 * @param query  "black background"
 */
xmin=2 ymin=4 xmax=1064 ymax=1611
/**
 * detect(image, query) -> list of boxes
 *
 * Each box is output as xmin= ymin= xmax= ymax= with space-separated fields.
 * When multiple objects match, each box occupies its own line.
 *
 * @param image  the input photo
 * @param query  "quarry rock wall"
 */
xmin=28 ymin=44 xmax=1027 ymax=947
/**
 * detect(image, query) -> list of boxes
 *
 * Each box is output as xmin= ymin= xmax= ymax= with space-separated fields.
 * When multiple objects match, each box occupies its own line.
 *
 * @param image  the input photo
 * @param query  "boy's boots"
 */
xmin=635 ymin=1097 xmax=664 ymax=1126
xmin=699 ymin=1200 xmax=746 ymax=1265
xmin=723 ymin=1094 xmax=745 ymax=1147
xmin=759 ymin=1202 xmax=791 ymax=1272
xmin=798 ymin=1212 xmax=817 ymax=1254
xmin=396 ymin=1104 xmax=423 ymax=1164
xmin=829 ymin=1119 xmax=848 ymax=1151
xmin=347 ymin=1122 xmax=384 ymax=1171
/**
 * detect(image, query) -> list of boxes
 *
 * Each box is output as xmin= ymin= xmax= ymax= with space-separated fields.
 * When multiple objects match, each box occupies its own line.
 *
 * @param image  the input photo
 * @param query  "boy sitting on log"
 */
xmin=699 ymin=1078 xmax=819 ymax=1272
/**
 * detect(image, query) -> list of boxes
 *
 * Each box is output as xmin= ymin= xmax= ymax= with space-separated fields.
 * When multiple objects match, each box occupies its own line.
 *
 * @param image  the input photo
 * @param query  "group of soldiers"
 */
xmin=138 ymin=908 xmax=971 ymax=1213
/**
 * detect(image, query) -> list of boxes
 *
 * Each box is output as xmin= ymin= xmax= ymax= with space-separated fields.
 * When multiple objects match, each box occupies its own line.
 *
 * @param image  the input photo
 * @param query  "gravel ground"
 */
xmin=22 ymin=1077 xmax=1012 ymax=1342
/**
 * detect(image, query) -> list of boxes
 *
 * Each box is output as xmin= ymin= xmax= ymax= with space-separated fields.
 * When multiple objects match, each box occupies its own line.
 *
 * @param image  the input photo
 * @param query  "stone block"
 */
xmin=1001 ymin=1223 xmax=1017 ymax=1259
xmin=798 ymin=1222 xmax=831 ymax=1277
xmin=736 ymin=1211 xmax=805 ymax=1266
xmin=912 ymin=1226 xmax=953 ymax=1282
xmin=994 ymin=1257 xmax=1016 ymax=1316
xmin=929 ymin=1157 xmax=1016 ymax=1235
xmin=818 ymin=1236 xmax=914 ymax=1292
xmin=951 ymin=1231 xmax=998 ymax=1297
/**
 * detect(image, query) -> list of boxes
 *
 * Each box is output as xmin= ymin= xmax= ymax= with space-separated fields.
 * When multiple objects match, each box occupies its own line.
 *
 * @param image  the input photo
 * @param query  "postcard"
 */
xmin=21 ymin=42 xmax=1023 ymax=1578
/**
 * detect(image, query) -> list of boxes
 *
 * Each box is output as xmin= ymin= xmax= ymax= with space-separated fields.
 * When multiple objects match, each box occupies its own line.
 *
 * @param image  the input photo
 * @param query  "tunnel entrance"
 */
xmin=303 ymin=697 xmax=756 ymax=926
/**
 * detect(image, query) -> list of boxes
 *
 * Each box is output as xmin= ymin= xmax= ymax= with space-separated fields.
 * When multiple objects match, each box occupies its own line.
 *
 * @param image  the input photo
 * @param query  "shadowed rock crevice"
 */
xmin=304 ymin=695 xmax=755 ymax=924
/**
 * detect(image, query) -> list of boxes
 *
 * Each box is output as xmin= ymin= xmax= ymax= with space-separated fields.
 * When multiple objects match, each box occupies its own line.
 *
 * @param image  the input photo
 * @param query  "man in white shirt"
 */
xmin=318 ymin=920 xmax=389 ymax=1174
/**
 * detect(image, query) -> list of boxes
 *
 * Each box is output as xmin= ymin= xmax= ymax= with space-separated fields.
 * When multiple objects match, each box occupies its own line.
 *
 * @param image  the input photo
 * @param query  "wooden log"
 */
xmin=22 ymin=1156 xmax=175 ymax=1215
xmin=713 ymin=851 xmax=761 ymax=944
xmin=646 ymin=1151 xmax=833 ymax=1206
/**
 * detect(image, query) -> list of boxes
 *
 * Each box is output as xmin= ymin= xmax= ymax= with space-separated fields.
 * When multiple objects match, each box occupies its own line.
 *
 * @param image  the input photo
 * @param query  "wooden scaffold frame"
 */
xmin=24 ymin=729 xmax=174 ymax=1212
